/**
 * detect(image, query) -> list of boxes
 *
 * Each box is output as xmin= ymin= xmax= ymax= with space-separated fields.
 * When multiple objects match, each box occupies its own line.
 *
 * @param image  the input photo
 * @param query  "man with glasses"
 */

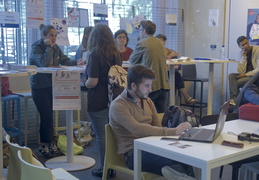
xmin=129 ymin=20 xmax=170 ymax=113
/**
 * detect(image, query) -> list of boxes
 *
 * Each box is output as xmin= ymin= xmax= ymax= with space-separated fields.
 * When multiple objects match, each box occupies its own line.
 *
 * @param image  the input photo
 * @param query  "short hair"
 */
xmin=140 ymin=20 xmax=156 ymax=35
xmin=237 ymin=36 xmax=248 ymax=46
xmin=114 ymin=29 xmax=129 ymax=47
xmin=39 ymin=24 xmax=55 ymax=38
xmin=155 ymin=34 xmax=167 ymax=41
xmin=127 ymin=65 xmax=155 ymax=90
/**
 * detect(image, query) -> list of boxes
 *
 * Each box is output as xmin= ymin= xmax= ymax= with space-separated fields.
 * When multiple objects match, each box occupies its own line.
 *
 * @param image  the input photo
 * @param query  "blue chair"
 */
xmin=2 ymin=94 xmax=22 ymax=145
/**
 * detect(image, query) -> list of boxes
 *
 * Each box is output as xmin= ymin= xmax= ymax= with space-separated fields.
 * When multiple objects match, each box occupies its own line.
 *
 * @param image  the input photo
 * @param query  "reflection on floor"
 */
xmin=31 ymin=136 xmax=232 ymax=180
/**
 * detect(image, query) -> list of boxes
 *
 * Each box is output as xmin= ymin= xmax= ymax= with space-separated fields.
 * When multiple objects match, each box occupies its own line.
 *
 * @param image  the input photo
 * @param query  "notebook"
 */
xmin=179 ymin=100 xmax=230 ymax=143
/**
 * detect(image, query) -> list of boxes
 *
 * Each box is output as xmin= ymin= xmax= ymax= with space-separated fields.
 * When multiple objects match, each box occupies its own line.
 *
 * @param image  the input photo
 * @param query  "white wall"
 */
xmin=179 ymin=0 xmax=226 ymax=114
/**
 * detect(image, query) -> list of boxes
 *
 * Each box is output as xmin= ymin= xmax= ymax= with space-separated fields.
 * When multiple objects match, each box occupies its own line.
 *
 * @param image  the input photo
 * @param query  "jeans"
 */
xmin=88 ymin=108 xmax=109 ymax=168
xmin=31 ymin=87 xmax=53 ymax=143
xmin=124 ymin=149 xmax=194 ymax=176
xmin=229 ymin=73 xmax=251 ymax=101
xmin=149 ymin=89 xmax=169 ymax=113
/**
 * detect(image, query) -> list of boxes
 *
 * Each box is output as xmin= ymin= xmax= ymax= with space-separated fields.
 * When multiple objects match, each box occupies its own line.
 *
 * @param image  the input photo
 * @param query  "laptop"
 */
xmin=179 ymin=100 xmax=230 ymax=143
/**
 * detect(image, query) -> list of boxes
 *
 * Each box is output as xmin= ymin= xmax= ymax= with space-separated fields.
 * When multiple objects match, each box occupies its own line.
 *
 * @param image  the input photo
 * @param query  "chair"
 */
xmin=9 ymin=76 xmax=39 ymax=146
xmin=239 ymin=161 xmax=259 ymax=180
xmin=180 ymin=64 xmax=208 ymax=118
xmin=18 ymin=150 xmax=79 ymax=180
xmin=102 ymin=124 xmax=161 ymax=180
xmin=6 ymin=134 xmax=42 ymax=180
xmin=2 ymin=95 xmax=22 ymax=145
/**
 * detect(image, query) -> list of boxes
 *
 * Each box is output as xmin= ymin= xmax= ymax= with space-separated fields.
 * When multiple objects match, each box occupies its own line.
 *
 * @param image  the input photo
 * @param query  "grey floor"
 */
xmin=31 ymin=136 xmax=233 ymax=180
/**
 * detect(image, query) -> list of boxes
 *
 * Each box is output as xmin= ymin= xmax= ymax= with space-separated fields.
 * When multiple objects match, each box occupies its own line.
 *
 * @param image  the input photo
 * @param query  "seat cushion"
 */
xmin=238 ymin=103 xmax=259 ymax=121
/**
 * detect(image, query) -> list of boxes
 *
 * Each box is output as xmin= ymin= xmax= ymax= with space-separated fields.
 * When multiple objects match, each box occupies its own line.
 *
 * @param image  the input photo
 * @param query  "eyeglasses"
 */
xmin=117 ymin=36 xmax=126 ymax=39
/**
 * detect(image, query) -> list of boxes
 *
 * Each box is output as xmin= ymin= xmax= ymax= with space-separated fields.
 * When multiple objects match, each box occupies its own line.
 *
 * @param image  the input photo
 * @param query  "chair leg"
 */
xmin=219 ymin=165 xmax=224 ymax=178
xmin=200 ymin=82 xmax=204 ymax=119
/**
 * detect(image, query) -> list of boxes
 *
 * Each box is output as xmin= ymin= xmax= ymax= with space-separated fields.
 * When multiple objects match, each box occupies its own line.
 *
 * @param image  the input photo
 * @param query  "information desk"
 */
xmin=36 ymin=67 xmax=95 ymax=171
xmin=0 ymin=70 xmax=36 ymax=179
xmin=134 ymin=119 xmax=259 ymax=180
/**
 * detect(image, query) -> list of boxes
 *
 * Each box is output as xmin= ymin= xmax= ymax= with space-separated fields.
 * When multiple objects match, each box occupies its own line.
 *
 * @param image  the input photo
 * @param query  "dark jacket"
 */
xmin=29 ymin=39 xmax=77 ymax=89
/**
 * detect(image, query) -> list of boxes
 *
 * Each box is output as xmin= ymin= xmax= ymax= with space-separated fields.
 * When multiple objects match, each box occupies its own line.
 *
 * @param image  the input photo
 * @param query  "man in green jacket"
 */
xmin=129 ymin=20 xmax=170 ymax=113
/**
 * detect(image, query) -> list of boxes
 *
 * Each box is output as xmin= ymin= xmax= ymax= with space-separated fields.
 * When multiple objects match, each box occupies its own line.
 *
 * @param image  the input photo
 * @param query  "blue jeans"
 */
xmin=229 ymin=73 xmax=251 ymax=101
xmin=88 ymin=108 xmax=109 ymax=168
xmin=124 ymin=150 xmax=194 ymax=176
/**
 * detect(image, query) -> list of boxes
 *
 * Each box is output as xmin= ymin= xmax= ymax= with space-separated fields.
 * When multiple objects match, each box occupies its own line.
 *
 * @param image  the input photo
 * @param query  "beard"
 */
xmin=135 ymin=88 xmax=149 ymax=100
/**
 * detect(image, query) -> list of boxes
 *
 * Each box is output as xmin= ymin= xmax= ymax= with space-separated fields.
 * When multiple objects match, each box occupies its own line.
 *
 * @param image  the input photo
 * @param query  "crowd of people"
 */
xmin=28 ymin=20 xmax=259 ymax=180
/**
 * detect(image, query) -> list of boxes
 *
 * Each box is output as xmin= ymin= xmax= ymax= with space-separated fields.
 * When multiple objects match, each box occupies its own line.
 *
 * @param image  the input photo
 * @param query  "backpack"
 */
xmin=161 ymin=105 xmax=199 ymax=128
xmin=107 ymin=65 xmax=127 ymax=103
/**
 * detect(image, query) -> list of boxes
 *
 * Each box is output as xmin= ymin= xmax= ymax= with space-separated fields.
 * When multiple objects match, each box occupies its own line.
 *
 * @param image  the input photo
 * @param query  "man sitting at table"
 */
xmin=229 ymin=36 xmax=259 ymax=106
xmin=109 ymin=64 xmax=196 ymax=180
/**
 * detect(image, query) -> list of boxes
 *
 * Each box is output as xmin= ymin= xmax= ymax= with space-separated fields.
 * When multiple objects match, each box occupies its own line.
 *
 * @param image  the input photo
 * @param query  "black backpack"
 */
xmin=161 ymin=105 xmax=199 ymax=128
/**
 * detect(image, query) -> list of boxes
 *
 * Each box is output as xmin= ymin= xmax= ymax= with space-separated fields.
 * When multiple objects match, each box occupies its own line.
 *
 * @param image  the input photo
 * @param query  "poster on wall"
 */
xmin=166 ymin=14 xmax=177 ymax=26
xmin=67 ymin=7 xmax=89 ymax=27
xmin=93 ymin=3 xmax=108 ymax=18
xmin=50 ymin=18 xmax=70 ymax=46
xmin=208 ymin=9 xmax=219 ymax=27
xmin=26 ymin=0 xmax=44 ymax=28
xmin=0 ymin=12 xmax=20 ymax=28
xmin=52 ymin=71 xmax=81 ymax=110
xmin=247 ymin=9 xmax=259 ymax=46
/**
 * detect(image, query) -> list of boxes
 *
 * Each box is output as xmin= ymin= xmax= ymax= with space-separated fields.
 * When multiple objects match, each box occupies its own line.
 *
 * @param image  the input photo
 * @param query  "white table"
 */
xmin=134 ymin=119 xmax=259 ymax=180
xmin=36 ymin=67 xmax=95 ymax=171
xmin=0 ymin=70 xmax=36 ymax=179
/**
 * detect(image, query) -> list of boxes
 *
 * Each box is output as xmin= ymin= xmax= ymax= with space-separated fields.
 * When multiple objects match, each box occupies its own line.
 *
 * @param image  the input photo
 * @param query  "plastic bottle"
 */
xmin=220 ymin=45 xmax=225 ymax=60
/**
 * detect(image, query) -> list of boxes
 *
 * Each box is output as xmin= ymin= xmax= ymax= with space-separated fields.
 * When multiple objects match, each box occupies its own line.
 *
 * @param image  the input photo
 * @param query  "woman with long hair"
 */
xmin=84 ymin=24 xmax=122 ymax=177
xmin=75 ymin=26 xmax=93 ymax=60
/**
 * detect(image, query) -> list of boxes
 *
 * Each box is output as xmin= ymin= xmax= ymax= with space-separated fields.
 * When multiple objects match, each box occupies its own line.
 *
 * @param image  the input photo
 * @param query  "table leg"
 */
xmin=169 ymin=65 xmax=176 ymax=106
xmin=45 ymin=110 xmax=95 ymax=171
xmin=134 ymin=144 xmax=142 ymax=180
xmin=207 ymin=63 xmax=214 ymax=115
xmin=201 ymin=167 xmax=211 ymax=180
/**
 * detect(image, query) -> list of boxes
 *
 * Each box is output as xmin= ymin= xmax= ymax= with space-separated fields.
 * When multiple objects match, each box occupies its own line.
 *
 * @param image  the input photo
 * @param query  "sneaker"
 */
xmin=39 ymin=145 xmax=52 ymax=159
xmin=230 ymin=99 xmax=236 ymax=106
xmin=162 ymin=166 xmax=196 ymax=180
xmin=48 ymin=142 xmax=63 ymax=157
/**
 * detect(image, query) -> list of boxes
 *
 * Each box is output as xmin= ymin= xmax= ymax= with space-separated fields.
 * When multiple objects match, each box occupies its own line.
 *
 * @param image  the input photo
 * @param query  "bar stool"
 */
xmin=180 ymin=64 xmax=208 ymax=118
xmin=54 ymin=110 xmax=81 ymax=141
xmin=2 ymin=94 xmax=22 ymax=145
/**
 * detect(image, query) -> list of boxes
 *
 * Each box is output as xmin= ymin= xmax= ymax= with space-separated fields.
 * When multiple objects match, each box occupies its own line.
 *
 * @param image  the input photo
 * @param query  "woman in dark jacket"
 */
xmin=29 ymin=24 xmax=82 ymax=158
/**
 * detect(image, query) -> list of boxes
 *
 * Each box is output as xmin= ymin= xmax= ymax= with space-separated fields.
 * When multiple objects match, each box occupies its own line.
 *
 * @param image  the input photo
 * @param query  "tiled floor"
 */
xmin=31 ymin=136 xmax=233 ymax=180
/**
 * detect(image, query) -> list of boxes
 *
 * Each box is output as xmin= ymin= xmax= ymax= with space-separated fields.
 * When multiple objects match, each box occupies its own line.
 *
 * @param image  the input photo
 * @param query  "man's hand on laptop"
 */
xmin=175 ymin=122 xmax=192 ymax=135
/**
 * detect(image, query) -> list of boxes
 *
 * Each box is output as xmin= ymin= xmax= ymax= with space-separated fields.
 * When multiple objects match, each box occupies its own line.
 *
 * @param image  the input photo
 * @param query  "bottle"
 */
xmin=220 ymin=45 xmax=225 ymax=60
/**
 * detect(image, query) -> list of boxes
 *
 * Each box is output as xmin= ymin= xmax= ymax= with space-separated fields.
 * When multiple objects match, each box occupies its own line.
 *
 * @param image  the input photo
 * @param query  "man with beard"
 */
xmin=229 ymin=36 xmax=259 ymax=106
xmin=109 ymin=65 xmax=196 ymax=179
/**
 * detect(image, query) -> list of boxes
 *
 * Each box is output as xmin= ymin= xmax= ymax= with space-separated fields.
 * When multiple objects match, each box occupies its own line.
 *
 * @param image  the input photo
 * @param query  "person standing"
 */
xmin=84 ymin=24 xmax=122 ymax=177
xmin=75 ymin=26 xmax=93 ymax=60
xmin=155 ymin=34 xmax=197 ymax=105
xmin=129 ymin=20 xmax=170 ymax=113
xmin=29 ymin=24 xmax=83 ymax=158
xmin=229 ymin=36 xmax=259 ymax=105
xmin=114 ymin=29 xmax=133 ymax=62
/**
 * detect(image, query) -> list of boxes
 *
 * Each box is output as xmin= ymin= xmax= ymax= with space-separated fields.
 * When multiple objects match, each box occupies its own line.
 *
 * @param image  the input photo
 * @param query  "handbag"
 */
xmin=57 ymin=134 xmax=84 ymax=155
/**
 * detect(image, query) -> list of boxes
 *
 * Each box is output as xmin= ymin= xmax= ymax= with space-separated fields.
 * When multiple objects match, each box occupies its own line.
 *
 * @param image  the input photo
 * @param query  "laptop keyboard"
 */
xmin=192 ymin=129 xmax=214 ymax=140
